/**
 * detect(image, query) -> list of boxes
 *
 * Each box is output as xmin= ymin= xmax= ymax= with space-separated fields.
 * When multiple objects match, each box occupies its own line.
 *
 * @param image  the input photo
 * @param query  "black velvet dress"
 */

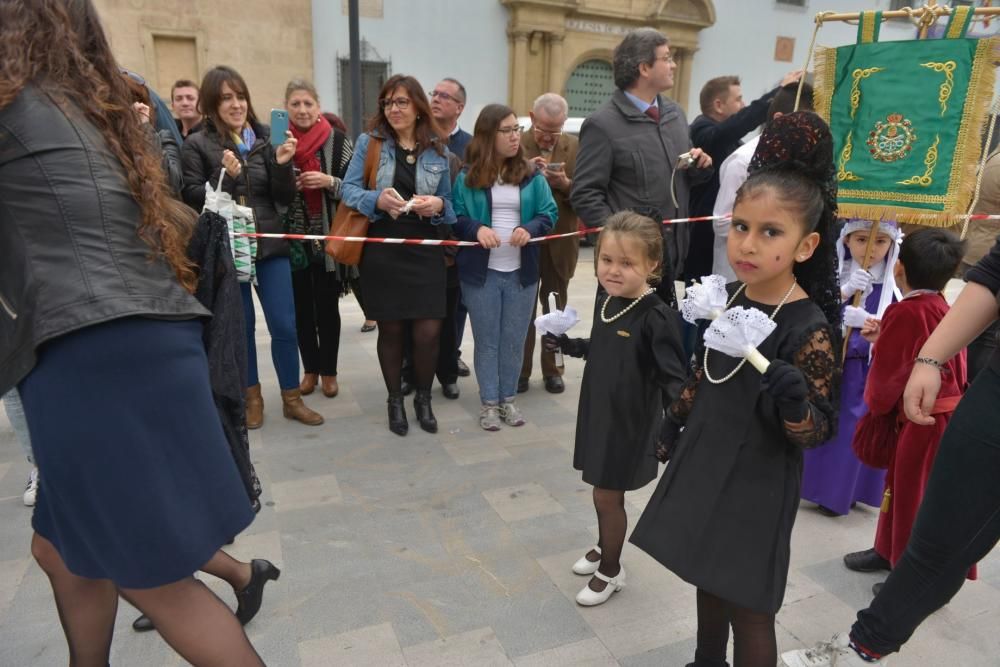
xmin=573 ymin=294 xmax=687 ymax=491
xmin=360 ymin=145 xmax=446 ymax=320
xmin=630 ymin=289 xmax=837 ymax=613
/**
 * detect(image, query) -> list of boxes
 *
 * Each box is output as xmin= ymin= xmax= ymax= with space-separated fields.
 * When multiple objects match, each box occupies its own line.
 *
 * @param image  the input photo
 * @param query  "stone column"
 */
xmin=509 ymin=28 xmax=530 ymax=113
xmin=547 ymin=33 xmax=565 ymax=95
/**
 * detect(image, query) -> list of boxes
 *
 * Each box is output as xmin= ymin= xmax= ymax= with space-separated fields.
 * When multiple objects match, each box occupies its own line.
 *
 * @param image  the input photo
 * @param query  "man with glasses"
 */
xmin=517 ymin=93 xmax=579 ymax=395
xmin=571 ymin=28 xmax=712 ymax=305
xmin=399 ymin=78 xmax=472 ymax=396
xmin=430 ymin=78 xmax=472 ymax=159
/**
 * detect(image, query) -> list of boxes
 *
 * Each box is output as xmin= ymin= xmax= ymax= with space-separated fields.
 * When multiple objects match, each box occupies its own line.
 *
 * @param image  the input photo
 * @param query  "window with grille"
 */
xmin=338 ymin=58 xmax=390 ymax=133
xmin=565 ymin=60 xmax=615 ymax=117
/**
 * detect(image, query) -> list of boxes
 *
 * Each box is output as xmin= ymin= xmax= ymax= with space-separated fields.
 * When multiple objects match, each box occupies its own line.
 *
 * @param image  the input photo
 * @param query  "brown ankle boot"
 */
xmin=300 ymin=373 xmax=318 ymax=395
xmin=321 ymin=375 xmax=339 ymax=398
xmin=281 ymin=388 xmax=324 ymax=426
xmin=245 ymin=384 xmax=264 ymax=430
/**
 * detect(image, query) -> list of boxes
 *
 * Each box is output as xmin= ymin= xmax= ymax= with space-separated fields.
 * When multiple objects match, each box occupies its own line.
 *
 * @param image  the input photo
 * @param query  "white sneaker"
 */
xmin=575 ymin=565 xmax=625 ymax=606
xmin=572 ymin=546 xmax=601 ymax=575
xmin=780 ymin=633 xmax=886 ymax=666
xmin=499 ymin=400 xmax=526 ymax=427
xmin=23 ymin=467 xmax=38 ymax=507
xmin=479 ymin=404 xmax=502 ymax=431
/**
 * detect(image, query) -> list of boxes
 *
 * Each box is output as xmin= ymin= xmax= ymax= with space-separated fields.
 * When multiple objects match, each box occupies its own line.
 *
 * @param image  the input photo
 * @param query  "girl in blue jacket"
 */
xmin=453 ymin=104 xmax=558 ymax=431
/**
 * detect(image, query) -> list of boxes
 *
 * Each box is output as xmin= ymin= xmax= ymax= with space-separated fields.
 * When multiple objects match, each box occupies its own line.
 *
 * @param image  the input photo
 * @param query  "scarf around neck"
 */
xmin=291 ymin=116 xmax=333 ymax=216
xmin=230 ymin=125 xmax=257 ymax=159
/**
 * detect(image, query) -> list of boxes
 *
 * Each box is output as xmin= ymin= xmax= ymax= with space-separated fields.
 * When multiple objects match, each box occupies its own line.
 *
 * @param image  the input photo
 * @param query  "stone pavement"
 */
xmin=1 ymin=249 xmax=998 ymax=666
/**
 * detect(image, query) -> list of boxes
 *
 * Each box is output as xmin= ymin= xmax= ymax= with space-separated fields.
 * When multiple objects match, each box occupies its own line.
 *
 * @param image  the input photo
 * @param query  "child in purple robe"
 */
xmin=801 ymin=218 xmax=902 ymax=516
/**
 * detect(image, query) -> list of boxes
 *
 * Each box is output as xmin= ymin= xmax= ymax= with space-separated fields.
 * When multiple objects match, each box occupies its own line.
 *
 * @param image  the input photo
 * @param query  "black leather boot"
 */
xmin=414 ymin=389 xmax=438 ymax=433
xmin=387 ymin=392 xmax=408 ymax=436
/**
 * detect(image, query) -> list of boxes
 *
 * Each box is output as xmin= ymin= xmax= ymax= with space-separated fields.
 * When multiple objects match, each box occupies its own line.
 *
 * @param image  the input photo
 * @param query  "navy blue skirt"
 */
xmin=19 ymin=317 xmax=255 ymax=589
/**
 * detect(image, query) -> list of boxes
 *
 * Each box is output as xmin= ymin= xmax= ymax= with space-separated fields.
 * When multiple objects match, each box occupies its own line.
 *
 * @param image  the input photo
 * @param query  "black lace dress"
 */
xmin=630 ymin=289 xmax=837 ymax=614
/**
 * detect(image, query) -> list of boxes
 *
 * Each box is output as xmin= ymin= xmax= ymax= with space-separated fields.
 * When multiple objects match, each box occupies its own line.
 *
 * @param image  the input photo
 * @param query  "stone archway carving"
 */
xmin=501 ymin=0 xmax=716 ymax=115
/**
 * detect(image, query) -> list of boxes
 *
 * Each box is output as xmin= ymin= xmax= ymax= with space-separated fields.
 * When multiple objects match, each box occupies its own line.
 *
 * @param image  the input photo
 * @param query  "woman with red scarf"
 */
xmin=284 ymin=80 xmax=355 ymax=399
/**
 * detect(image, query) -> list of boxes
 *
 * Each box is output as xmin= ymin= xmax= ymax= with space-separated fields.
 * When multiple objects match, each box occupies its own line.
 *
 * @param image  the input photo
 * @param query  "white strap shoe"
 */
xmin=572 ymin=546 xmax=601 ymax=575
xmin=575 ymin=565 xmax=625 ymax=606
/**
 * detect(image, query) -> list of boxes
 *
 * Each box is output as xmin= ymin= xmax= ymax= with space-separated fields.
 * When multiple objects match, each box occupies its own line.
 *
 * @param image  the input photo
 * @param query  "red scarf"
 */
xmin=290 ymin=115 xmax=332 ymax=216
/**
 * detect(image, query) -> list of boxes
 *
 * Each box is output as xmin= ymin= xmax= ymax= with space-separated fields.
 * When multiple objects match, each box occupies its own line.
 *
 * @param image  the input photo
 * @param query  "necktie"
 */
xmin=645 ymin=105 xmax=660 ymax=122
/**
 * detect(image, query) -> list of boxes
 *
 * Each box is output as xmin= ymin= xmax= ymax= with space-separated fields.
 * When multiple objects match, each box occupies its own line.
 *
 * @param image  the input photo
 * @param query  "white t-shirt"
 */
xmin=488 ymin=182 xmax=522 ymax=272
xmin=712 ymin=135 xmax=760 ymax=282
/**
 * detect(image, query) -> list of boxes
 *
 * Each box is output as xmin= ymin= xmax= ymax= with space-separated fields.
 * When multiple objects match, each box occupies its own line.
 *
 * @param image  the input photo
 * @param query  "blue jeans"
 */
xmin=461 ymin=270 xmax=538 ymax=404
xmin=2 ymin=389 xmax=33 ymax=463
xmin=241 ymin=256 xmax=300 ymax=390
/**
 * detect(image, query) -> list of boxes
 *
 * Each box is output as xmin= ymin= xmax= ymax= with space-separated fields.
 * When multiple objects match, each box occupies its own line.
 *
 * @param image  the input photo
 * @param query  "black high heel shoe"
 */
xmin=387 ymin=392 xmax=408 ymax=436
xmin=413 ymin=389 xmax=437 ymax=433
xmin=235 ymin=559 xmax=281 ymax=625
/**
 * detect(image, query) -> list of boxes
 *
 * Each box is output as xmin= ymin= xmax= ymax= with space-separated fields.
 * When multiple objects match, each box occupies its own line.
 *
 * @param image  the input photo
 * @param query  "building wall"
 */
xmin=312 ymin=0 xmax=511 ymax=133
xmin=93 ymin=0 xmax=313 ymax=114
xmin=688 ymin=0 xmax=939 ymax=117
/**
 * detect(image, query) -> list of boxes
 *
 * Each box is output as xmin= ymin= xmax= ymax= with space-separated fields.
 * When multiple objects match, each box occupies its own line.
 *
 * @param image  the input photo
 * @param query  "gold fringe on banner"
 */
xmin=814 ymin=37 xmax=1000 ymax=228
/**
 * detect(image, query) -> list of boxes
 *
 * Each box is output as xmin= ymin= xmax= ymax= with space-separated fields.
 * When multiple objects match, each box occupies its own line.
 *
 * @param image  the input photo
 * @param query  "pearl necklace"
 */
xmin=600 ymin=288 xmax=654 ymax=323
xmin=703 ymin=280 xmax=797 ymax=385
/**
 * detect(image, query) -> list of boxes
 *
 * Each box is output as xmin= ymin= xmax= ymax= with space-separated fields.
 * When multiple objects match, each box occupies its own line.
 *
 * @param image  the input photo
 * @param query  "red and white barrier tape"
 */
xmin=234 ymin=212 xmax=1000 ymax=246
xmin=235 ymin=214 xmax=731 ymax=246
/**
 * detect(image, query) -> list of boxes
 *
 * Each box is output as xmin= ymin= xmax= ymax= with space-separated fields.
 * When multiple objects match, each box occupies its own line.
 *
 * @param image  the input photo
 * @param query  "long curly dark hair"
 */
xmin=743 ymin=112 xmax=843 ymax=350
xmin=0 ymin=0 xmax=197 ymax=292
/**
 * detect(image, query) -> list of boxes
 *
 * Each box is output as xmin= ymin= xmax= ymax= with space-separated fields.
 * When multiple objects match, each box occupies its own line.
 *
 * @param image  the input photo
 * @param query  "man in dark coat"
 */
xmin=571 ymin=28 xmax=713 ymax=300
xmin=684 ymin=70 xmax=802 ymax=281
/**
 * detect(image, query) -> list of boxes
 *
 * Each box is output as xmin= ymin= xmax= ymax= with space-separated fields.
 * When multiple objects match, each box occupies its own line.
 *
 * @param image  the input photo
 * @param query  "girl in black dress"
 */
xmin=630 ymin=112 xmax=842 ymax=667
xmin=546 ymin=211 xmax=688 ymax=607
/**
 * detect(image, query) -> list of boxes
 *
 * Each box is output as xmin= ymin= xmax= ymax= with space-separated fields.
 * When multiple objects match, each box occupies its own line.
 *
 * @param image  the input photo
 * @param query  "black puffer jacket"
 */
xmin=0 ymin=85 xmax=209 ymax=395
xmin=181 ymin=120 xmax=296 ymax=261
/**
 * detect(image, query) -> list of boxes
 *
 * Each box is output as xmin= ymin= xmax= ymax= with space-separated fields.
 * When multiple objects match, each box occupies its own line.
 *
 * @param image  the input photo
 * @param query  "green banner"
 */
xmin=815 ymin=36 xmax=998 ymax=224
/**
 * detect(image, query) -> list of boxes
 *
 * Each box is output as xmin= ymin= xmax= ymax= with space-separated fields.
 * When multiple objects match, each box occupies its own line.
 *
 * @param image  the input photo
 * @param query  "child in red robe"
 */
xmin=851 ymin=228 xmax=970 ymax=590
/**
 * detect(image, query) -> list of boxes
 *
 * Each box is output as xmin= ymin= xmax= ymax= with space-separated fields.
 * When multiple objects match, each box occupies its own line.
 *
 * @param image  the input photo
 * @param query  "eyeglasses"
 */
xmin=380 ymin=97 xmax=411 ymax=110
xmin=497 ymin=125 xmax=523 ymax=136
xmin=429 ymin=90 xmax=463 ymax=104
xmin=653 ymin=54 xmax=676 ymax=65
xmin=532 ymin=127 xmax=563 ymax=139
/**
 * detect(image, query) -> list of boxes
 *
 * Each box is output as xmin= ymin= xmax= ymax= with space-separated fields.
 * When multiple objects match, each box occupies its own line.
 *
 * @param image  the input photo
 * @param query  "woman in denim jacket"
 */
xmin=452 ymin=104 xmax=558 ymax=431
xmin=341 ymin=75 xmax=456 ymax=437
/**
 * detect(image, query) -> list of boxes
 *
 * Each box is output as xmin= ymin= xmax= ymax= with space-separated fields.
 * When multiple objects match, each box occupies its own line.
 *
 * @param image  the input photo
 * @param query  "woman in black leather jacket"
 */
xmin=0 ymin=0 xmax=264 ymax=663
xmin=182 ymin=65 xmax=324 ymax=429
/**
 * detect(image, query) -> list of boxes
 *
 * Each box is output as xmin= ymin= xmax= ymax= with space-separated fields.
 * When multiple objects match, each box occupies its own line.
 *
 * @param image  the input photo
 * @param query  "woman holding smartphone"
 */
xmin=452 ymin=104 xmax=558 ymax=431
xmin=340 ymin=74 xmax=456 ymax=437
xmin=182 ymin=66 xmax=324 ymax=429
xmin=283 ymin=79 xmax=355 ymax=400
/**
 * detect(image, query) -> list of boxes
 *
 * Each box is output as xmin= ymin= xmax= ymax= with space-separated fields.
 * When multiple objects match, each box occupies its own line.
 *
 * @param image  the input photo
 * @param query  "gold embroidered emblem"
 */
xmin=617 ymin=330 xmax=630 ymax=338
xmin=867 ymin=114 xmax=917 ymax=163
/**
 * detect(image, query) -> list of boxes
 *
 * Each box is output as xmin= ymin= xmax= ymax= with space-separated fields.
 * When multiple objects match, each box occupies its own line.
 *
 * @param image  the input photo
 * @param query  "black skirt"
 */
xmin=360 ymin=149 xmax=446 ymax=320
xmin=360 ymin=217 xmax=447 ymax=320
xmin=20 ymin=317 xmax=255 ymax=589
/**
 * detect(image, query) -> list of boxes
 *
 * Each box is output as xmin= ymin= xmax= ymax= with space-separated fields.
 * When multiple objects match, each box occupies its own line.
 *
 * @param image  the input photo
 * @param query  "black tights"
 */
xmin=694 ymin=588 xmax=776 ymax=667
xmin=592 ymin=488 xmax=626 ymax=587
xmin=32 ymin=533 xmax=262 ymax=667
xmin=377 ymin=318 xmax=441 ymax=393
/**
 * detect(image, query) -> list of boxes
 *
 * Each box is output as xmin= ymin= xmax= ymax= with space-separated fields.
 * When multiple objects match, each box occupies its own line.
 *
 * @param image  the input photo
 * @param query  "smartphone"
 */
xmin=270 ymin=109 xmax=289 ymax=148
xmin=545 ymin=162 xmax=564 ymax=171
xmin=386 ymin=187 xmax=405 ymax=201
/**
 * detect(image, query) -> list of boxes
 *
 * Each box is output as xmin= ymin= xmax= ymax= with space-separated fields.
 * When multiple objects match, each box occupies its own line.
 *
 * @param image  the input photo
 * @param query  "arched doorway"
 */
xmin=564 ymin=59 xmax=615 ymax=117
